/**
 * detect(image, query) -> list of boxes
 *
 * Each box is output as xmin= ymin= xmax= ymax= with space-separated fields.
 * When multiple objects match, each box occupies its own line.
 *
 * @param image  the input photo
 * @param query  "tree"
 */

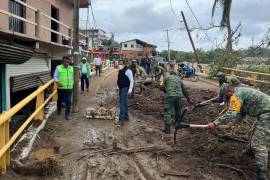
xmin=212 ymin=0 xmax=234 ymax=66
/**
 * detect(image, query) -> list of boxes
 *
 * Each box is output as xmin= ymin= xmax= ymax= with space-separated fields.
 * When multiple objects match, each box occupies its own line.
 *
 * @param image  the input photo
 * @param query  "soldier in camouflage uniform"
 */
xmin=216 ymin=72 xmax=241 ymax=87
xmin=162 ymin=71 xmax=192 ymax=134
xmin=149 ymin=58 xmax=157 ymax=80
xmin=208 ymin=85 xmax=270 ymax=180
xmin=136 ymin=64 xmax=148 ymax=94
xmin=155 ymin=66 xmax=166 ymax=82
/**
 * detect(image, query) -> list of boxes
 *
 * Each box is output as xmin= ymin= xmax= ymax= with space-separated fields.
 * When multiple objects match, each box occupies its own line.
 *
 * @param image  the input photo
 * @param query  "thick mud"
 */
xmin=3 ymin=76 xmax=265 ymax=180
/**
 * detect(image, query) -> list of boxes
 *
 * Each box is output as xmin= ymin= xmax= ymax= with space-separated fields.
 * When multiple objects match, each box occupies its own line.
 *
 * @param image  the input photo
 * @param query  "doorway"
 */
xmin=0 ymin=64 xmax=6 ymax=113
xmin=51 ymin=6 xmax=59 ymax=43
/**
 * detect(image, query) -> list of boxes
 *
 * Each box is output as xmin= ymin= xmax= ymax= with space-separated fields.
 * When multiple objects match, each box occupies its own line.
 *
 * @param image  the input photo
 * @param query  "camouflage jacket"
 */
xmin=219 ymin=75 xmax=240 ymax=87
xmin=157 ymin=66 xmax=166 ymax=75
xmin=214 ymin=87 xmax=270 ymax=125
xmin=138 ymin=66 xmax=147 ymax=80
xmin=164 ymin=74 xmax=189 ymax=99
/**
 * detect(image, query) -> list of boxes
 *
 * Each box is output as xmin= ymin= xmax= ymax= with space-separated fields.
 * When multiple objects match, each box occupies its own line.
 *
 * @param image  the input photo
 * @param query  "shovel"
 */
xmin=174 ymin=121 xmax=229 ymax=144
xmin=194 ymin=97 xmax=218 ymax=108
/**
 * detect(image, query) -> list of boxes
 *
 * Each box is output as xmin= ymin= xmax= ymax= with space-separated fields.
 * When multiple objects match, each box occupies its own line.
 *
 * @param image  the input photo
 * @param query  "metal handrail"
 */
xmin=0 ymin=80 xmax=57 ymax=174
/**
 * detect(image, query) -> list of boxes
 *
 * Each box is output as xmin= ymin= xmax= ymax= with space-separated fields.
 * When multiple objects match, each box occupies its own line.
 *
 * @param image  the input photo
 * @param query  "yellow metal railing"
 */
xmin=182 ymin=63 xmax=270 ymax=85
xmin=0 ymin=80 xmax=57 ymax=174
xmin=223 ymin=67 xmax=270 ymax=85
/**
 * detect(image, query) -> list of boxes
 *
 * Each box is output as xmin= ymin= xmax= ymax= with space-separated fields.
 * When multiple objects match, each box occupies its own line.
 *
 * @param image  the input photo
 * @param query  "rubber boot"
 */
xmin=242 ymin=148 xmax=255 ymax=157
xmin=256 ymin=169 xmax=267 ymax=180
xmin=162 ymin=125 xmax=171 ymax=134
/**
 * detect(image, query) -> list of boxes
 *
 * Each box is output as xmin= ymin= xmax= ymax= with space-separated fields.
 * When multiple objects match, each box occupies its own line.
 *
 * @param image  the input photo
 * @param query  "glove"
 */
xmin=187 ymin=98 xmax=194 ymax=105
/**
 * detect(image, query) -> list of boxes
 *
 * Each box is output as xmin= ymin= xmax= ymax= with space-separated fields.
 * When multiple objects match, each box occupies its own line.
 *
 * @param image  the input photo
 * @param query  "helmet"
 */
xmin=216 ymin=72 xmax=225 ymax=78
xmin=82 ymin=57 xmax=87 ymax=61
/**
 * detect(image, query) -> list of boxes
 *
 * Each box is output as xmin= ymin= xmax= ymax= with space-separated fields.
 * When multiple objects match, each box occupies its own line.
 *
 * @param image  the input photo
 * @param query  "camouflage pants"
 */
xmin=164 ymin=96 xmax=181 ymax=126
xmin=140 ymin=77 xmax=146 ymax=94
xmin=251 ymin=112 xmax=270 ymax=176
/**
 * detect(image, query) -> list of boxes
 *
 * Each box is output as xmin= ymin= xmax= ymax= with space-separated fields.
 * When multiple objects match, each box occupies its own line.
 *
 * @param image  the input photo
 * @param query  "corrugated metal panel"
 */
xmin=10 ymin=71 xmax=51 ymax=92
xmin=8 ymin=53 xmax=49 ymax=77
xmin=0 ymin=42 xmax=34 ymax=64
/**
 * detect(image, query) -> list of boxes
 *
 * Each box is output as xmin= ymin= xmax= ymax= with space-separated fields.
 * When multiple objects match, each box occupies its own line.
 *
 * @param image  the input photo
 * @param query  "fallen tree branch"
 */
xmin=217 ymin=134 xmax=248 ymax=143
xmin=161 ymin=170 xmax=190 ymax=177
xmin=215 ymin=163 xmax=246 ymax=178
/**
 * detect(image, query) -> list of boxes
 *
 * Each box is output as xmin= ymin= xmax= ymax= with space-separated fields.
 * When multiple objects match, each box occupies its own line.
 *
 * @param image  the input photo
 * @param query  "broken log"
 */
xmin=161 ymin=170 xmax=190 ymax=177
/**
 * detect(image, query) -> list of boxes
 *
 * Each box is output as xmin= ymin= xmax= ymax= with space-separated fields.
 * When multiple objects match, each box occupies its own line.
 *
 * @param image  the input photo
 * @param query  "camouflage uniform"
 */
xmin=137 ymin=66 xmax=147 ymax=94
xmin=150 ymin=59 xmax=156 ymax=79
xmin=217 ymin=72 xmax=241 ymax=87
xmin=155 ymin=66 xmax=166 ymax=82
xmin=214 ymin=87 xmax=270 ymax=180
xmin=163 ymin=74 xmax=190 ymax=127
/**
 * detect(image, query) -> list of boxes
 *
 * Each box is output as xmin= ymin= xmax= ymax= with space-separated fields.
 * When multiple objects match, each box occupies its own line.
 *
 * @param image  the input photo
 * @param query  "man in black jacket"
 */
xmin=116 ymin=60 xmax=134 ymax=125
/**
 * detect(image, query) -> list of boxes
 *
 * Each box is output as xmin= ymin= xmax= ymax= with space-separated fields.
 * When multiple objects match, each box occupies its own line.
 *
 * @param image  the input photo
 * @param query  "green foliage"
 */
xmin=212 ymin=0 xmax=232 ymax=28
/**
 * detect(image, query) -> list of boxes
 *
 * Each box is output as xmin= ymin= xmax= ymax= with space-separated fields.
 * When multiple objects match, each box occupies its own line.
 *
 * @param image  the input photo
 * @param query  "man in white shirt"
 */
xmin=93 ymin=54 xmax=102 ymax=76
xmin=79 ymin=57 xmax=91 ymax=92
xmin=116 ymin=60 xmax=134 ymax=125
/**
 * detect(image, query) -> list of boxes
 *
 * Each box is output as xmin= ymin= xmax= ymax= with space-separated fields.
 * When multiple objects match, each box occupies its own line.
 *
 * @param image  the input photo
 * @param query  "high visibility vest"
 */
xmin=79 ymin=62 xmax=91 ymax=78
xmin=58 ymin=65 xmax=74 ymax=89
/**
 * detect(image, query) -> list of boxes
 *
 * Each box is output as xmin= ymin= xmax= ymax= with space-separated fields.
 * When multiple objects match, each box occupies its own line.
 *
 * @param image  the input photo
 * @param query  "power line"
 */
xmin=184 ymin=0 xmax=217 ymax=47
xmin=90 ymin=2 xmax=97 ymax=29
xmin=169 ymin=0 xmax=181 ymax=21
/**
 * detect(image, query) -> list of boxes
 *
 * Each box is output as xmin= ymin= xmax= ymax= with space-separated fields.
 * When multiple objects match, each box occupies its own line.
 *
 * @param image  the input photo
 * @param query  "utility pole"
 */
xmin=165 ymin=29 xmax=171 ymax=61
xmin=91 ymin=28 xmax=94 ymax=62
xmin=72 ymin=0 xmax=80 ymax=113
xmin=181 ymin=11 xmax=200 ymax=65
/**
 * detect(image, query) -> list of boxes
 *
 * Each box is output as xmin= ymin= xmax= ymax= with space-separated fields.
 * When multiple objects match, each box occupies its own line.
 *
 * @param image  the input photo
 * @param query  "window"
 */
xmin=131 ymin=44 xmax=134 ymax=48
xmin=124 ymin=44 xmax=127 ymax=48
xmin=9 ymin=0 xmax=26 ymax=33
xmin=51 ymin=6 xmax=59 ymax=43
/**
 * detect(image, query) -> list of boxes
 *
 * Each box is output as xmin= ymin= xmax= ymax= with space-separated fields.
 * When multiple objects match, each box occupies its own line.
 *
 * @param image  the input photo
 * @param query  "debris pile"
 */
xmin=85 ymin=107 xmax=118 ymax=120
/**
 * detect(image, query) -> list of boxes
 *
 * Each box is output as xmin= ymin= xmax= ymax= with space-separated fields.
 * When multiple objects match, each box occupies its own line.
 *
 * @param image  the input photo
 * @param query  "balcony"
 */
xmin=0 ymin=0 xmax=73 ymax=48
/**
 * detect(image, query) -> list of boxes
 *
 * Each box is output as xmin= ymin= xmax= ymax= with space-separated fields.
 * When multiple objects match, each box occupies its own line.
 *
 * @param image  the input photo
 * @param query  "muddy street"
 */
xmin=2 ymin=71 xmax=262 ymax=180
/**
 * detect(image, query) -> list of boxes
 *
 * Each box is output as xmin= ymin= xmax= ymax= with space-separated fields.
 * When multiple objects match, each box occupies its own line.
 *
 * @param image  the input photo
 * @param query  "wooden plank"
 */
xmin=41 ymin=26 xmax=71 ymax=39
xmin=41 ymin=12 xmax=71 ymax=29
xmin=14 ymin=0 xmax=37 ymax=12
xmin=0 ymin=10 xmax=36 ymax=26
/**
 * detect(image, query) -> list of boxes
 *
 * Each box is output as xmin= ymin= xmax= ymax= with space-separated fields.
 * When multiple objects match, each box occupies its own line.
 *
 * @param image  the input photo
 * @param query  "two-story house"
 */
xmin=121 ymin=39 xmax=157 ymax=60
xmin=0 ymin=0 xmax=90 ymax=112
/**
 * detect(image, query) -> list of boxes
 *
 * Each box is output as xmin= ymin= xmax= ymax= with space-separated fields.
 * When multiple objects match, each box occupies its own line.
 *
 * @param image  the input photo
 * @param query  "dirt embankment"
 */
xmin=4 ymin=77 xmax=264 ymax=180
xmin=124 ymin=82 xmax=259 ymax=180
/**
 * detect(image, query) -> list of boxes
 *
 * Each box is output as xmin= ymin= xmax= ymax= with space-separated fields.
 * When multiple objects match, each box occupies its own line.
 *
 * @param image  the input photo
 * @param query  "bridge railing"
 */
xmin=0 ymin=80 xmax=57 ymax=174
xmin=223 ymin=68 xmax=270 ymax=85
xmin=184 ymin=63 xmax=270 ymax=85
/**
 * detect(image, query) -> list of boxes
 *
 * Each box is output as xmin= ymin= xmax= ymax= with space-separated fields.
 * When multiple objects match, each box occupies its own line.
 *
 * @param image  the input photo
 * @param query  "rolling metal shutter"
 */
xmin=10 ymin=72 xmax=50 ymax=92
xmin=0 ymin=41 xmax=34 ymax=64
xmin=7 ymin=53 xmax=51 ymax=92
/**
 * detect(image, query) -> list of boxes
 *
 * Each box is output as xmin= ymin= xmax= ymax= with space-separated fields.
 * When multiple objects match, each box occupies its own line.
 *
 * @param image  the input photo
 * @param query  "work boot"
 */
xmin=65 ymin=115 xmax=71 ymax=120
xmin=114 ymin=120 xmax=124 ymax=126
xmin=162 ymin=125 xmax=171 ymax=134
xmin=242 ymin=148 xmax=255 ymax=157
xmin=256 ymin=169 xmax=267 ymax=180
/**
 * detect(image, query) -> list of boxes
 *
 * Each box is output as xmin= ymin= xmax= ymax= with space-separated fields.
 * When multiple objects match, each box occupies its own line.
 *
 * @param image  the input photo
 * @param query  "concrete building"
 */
xmin=121 ymin=39 xmax=157 ymax=60
xmin=0 ymin=0 xmax=90 ymax=111
xmin=80 ymin=28 xmax=107 ymax=50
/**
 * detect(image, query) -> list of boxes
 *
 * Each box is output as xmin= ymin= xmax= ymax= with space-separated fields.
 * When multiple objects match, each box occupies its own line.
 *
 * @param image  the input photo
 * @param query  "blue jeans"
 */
xmin=119 ymin=87 xmax=129 ymax=120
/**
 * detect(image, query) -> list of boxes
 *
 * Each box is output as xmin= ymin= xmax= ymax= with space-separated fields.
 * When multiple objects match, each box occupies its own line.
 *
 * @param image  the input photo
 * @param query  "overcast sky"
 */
xmin=79 ymin=0 xmax=270 ymax=52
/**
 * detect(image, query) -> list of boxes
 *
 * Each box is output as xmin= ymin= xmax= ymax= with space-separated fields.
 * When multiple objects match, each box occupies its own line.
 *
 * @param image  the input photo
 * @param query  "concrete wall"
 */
xmin=122 ymin=50 xmax=144 ymax=60
xmin=0 ymin=0 xmax=73 ymax=43
xmin=121 ymin=40 xmax=144 ymax=51
xmin=0 ymin=0 xmax=9 ymax=32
